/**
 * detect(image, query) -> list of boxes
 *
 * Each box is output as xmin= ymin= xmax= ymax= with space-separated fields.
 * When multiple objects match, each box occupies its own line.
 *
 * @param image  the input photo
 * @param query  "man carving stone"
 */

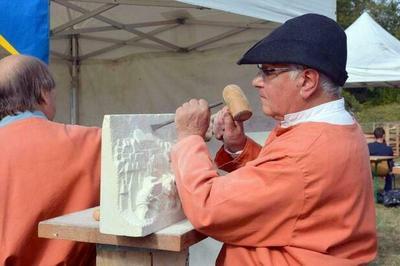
xmin=171 ymin=14 xmax=377 ymax=265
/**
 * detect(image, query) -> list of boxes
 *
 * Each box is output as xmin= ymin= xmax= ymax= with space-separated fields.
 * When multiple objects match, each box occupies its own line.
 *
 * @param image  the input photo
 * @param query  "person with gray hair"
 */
xmin=170 ymin=13 xmax=377 ymax=265
xmin=0 ymin=55 xmax=101 ymax=265
xmin=0 ymin=55 xmax=56 ymax=122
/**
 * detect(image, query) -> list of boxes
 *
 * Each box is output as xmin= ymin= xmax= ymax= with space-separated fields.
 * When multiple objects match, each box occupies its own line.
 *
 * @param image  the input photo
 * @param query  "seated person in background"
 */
xmin=368 ymin=127 xmax=394 ymax=191
xmin=0 ymin=55 xmax=101 ymax=265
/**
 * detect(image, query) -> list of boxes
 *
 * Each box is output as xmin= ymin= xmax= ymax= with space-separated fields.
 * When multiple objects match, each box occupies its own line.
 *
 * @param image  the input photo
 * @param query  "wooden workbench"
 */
xmin=38 ymin=207 xmax=206 ymax=265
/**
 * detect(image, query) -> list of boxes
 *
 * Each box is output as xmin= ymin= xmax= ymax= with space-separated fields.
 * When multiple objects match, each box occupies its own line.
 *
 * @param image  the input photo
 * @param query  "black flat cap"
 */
xmin=238 ymin=13 xmax=348 ymax=86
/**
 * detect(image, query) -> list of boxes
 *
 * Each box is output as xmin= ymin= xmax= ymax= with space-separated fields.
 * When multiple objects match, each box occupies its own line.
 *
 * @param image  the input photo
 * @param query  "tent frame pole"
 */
xmin=70 ymin=34 xmax=80 ymax=124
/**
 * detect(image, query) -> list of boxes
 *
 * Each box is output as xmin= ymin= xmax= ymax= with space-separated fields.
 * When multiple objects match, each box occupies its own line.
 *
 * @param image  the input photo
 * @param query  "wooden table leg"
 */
xmin=96 ymin=244 xmax=189 ymax=266
xmin=373 ymin=162 xmax=379 ymax=203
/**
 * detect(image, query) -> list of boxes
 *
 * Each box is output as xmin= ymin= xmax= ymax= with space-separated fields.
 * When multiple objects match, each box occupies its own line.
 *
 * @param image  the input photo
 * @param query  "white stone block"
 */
xmin=100 ymin=114 xmax=185 ymax=237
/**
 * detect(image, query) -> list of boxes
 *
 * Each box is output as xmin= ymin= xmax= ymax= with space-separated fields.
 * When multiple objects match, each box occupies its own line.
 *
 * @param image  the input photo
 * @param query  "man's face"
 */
xmin=252 ymin=64 xmax=302 ymax=120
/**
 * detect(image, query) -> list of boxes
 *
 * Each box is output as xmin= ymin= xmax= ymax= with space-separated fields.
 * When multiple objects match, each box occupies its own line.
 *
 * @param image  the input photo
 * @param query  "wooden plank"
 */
xmin=97 ymin=245 xmax=152 ymax=266
xmin=38 ymin=207 xmax=206 ymax=252
xmin=369 ymin=156 xmax=395 ymax=162
xmin=384 ymin=125 xmax=390 ymax=145
xmin=152 ymin=249 xmax=188 ymax=266
xmin=95 ymin=244 xmax=189 ymax=266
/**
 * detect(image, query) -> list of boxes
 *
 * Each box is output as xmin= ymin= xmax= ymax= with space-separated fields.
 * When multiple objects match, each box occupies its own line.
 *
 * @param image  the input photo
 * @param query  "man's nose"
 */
xmin=252 ymin=74 xmax=264 ymax=89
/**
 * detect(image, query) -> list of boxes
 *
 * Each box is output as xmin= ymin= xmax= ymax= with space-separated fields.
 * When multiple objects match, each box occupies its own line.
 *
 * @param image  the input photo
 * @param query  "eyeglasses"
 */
xmin=257 ymin=64 xmax=292 ymax=78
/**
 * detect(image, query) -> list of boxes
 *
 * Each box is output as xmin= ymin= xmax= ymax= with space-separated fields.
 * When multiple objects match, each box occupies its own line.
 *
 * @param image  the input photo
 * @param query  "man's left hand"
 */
xmin=175 ymin=99 xmax=211 ymax=141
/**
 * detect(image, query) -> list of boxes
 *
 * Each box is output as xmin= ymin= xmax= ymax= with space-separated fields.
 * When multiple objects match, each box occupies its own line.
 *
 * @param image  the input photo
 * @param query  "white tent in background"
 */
xmin=48 ymin=0 xmax=335 ymax=126
xmin=345 ymin=12 xmax=400 ymax=88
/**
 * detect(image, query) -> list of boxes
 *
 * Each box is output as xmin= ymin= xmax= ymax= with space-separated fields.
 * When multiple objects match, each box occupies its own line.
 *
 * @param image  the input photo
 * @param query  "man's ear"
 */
xmin=41 ymin=89 xmax=50 ymax=104
xmin=38 ymin=89 xmax=56 ymax=121
xmin=297 ymin=69 xmax=319 ymax=100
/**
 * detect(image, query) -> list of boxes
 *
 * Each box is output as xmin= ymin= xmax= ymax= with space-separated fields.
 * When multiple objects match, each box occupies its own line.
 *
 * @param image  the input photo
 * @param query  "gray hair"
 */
xmin=319 ymin=72 xmax=341 ymax=98
xmin=0 ymin=55 xmax=55 ymax=120
xmin=288 ymin=64 xmax=341 ymax=98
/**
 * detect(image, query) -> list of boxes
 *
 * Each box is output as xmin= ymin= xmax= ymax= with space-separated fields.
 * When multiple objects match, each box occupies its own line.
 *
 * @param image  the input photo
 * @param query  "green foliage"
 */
xmin=337 ymin=0 xmax=400 ymax=39
xmin=342 ymin=89 xmax=363 ymax=113
xmin=366 ymin=87 xmax=400 ymax=106
xmin=344 ymin=87 xmax=400 ymax=106
xmin=369 ymin=0 xmax=400 ymax=39
xmin=337 ymin=0 xmax=373 ymax=29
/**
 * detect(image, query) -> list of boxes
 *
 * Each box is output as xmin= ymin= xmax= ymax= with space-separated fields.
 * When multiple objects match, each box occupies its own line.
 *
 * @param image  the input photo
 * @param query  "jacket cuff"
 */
xmin=215 ymin=137 xmax=260 ymax=172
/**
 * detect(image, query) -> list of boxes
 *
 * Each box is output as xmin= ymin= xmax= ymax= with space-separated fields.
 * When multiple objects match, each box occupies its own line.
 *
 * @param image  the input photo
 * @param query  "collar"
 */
xmin=280 ymin=98 xmax=354 ymax=128
xmin=0 ymin=110 xmax=47 ymax=127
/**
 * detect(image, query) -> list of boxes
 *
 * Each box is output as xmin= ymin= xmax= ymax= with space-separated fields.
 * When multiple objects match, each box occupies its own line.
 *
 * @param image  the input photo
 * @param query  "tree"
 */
xmin=337 ymin=0 xmax=400 ymax=38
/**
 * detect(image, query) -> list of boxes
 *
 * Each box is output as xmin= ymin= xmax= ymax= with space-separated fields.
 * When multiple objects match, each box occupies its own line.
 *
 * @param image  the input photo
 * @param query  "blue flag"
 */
xmin=0 ymin=0 xmax=50 ymax=63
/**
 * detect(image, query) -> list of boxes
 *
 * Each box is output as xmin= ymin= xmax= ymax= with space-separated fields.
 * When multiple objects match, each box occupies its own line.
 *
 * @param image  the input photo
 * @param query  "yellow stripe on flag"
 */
xmin=0 ymin=34 xmax=19 ymax=55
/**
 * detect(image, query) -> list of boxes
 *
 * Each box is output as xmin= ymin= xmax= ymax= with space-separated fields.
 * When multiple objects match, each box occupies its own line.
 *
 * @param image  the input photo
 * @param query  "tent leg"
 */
xmin=70 ymin=34 xmax=80 ymax=125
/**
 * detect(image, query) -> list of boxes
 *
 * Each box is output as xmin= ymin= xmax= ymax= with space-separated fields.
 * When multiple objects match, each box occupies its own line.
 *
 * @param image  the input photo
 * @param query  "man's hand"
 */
xmin=213 ymin=106 xmax=246 ymax=152
xmin=175 ymin=99 xmax=211 ymax=141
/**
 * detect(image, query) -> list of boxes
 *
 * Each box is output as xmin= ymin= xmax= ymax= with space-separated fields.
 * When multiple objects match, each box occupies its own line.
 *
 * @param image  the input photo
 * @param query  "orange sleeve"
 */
xmin=171 ymin=135 xmax=304 ymax=247
xmin=214 ymin=137 xmax=262 ymax=172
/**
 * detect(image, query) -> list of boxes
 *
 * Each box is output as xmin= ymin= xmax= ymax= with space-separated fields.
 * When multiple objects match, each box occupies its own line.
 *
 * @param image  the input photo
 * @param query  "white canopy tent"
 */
xmin=49 ymin=0 xmax=336 ymax=126
xmin=345 ymin=12 xmax=400 ymax=88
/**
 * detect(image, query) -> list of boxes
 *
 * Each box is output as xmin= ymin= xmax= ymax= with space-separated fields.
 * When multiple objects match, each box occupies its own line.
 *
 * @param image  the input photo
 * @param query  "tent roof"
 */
xmin=345 ymin=12 xmax=400 ymax=88
xmin=50 ymin=0 xmax=335 ymax=61
xmin=178 ymin=0 xmax=336 ymax=23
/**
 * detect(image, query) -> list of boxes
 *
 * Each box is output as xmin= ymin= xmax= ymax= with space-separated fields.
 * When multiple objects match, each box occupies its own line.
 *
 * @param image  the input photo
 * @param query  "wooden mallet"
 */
xmin=222 ymin=84 xmax=252 ymax=122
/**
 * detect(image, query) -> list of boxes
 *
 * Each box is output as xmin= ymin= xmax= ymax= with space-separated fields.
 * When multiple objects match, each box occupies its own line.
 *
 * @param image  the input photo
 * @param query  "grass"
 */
xmin=356 ymin=103 xmax=400 ymax=123
xmin=371 ymin=179 xmax=400 ymax=266
xmin=373 ymin=204 xmax=400 ymax=265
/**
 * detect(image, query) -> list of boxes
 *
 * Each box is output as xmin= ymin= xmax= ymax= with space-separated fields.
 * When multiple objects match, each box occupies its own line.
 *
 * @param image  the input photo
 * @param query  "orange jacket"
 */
xmin=171 ymin=122 xmax=377 ymax=265
xmin=0 ymin=117 xmax=101 ymax=266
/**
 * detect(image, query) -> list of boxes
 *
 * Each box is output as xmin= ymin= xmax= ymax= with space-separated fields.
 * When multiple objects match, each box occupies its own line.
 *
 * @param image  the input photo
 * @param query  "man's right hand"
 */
xmin=213 ymin=106 xmax=247 ymax=153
